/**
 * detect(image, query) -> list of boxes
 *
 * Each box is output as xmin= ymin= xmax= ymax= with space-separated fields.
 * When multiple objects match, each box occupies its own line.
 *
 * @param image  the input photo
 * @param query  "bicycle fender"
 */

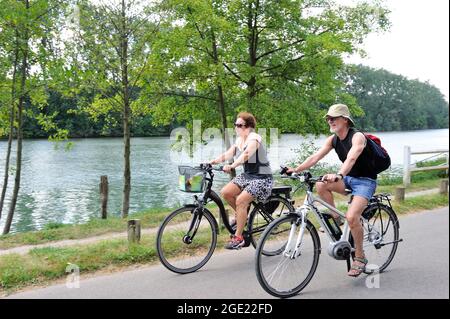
xmin=366 ymin=203 xmax=400 ymax=229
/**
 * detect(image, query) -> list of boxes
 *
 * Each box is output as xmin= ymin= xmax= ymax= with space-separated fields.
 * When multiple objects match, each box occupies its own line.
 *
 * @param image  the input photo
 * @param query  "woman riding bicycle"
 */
xmin=210 ymin=112 xmax=273 ymax=250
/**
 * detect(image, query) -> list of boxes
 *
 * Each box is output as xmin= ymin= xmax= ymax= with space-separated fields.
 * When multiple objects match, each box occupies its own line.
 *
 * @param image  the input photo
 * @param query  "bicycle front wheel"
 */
xmin=255 ymin=215 xmax=321 ymax=298
xmin=156 ymin=206 xmax=217 ymax=274
xmin=350 ymin=204 xmax=400 ymax=274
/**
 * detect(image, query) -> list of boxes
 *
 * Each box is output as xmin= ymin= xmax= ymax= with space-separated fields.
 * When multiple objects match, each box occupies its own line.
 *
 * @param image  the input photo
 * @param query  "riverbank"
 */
xmin=0 ymin=183 xmax=448 ymax=295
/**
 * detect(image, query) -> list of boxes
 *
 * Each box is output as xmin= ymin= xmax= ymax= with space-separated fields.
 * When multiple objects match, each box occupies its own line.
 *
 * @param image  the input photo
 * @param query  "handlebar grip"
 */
xmin=280 ymin=165 xmax=293 ymax=176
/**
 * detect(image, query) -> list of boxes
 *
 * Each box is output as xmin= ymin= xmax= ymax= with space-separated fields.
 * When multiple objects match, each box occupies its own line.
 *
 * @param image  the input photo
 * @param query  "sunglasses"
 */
xmin=326 ymin=116 xmax=342 ymax=123
xmin=234 ymin=123 xmax=246 ymax=128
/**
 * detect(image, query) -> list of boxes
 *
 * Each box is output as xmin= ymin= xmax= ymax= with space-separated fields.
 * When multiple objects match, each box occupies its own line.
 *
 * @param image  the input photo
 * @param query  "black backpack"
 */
xmin=332 ymin=130 xmax=391 ymax=175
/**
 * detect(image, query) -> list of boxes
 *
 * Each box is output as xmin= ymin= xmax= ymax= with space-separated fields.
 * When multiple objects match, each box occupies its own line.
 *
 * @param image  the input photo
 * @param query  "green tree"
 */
xmin=344 ymin=64 xmax=449 ymax=131
xmin=147 ymin=0 xmax=390 ymax=137
xmin=0 ymin=0 xmax=67 ymax=233
xmin=0 ymin=16 xmax=20 ymax=221
xmin=70 ymin=0 xmax=159 ymax=217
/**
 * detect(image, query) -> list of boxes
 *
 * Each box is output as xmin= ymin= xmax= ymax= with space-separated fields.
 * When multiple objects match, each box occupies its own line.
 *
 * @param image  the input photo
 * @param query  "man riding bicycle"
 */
xmin=286 ymin=104 xmax=377 ymax=277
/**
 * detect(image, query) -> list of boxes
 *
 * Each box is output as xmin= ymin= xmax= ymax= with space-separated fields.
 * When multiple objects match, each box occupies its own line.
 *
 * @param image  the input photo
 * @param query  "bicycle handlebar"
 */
xmin=279 ymin=165 xmax=342 ymax=183
xmin=197 ymin=163 xmax=224 ymax=172
xmin=281 ymin=172 xmax=320 ymax=181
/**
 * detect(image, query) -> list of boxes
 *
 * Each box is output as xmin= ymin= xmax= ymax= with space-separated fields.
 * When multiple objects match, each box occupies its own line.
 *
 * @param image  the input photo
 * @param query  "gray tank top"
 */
xmin=235 ymin=134 xmax=272 ymax=179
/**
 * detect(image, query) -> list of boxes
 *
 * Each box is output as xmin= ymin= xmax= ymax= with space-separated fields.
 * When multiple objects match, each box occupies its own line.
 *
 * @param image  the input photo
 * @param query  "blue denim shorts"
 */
xmin=343 ymin=176 xmax=377 ymax=201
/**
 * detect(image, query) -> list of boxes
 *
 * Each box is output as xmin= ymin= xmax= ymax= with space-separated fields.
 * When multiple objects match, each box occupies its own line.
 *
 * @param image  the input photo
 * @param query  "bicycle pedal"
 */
xmin=243 ymin=231 xmax=251 ymax=247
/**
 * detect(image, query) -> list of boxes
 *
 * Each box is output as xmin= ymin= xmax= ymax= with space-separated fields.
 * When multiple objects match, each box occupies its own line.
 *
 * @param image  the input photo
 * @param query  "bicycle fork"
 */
xmin=283 ymin=208 xmax=308 ymax=259
xmin=183 ymin=208 xmax=202 ymax=244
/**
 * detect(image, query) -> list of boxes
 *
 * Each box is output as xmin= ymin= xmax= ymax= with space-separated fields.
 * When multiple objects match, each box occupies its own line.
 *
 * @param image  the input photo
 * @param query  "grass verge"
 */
xmin=0 ymin=208 xmax=173 ymax=250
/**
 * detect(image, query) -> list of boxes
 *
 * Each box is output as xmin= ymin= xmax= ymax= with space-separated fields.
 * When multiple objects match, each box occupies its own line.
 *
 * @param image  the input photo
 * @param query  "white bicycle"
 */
xmin=255 ymin=171 xmax=403 ymax=298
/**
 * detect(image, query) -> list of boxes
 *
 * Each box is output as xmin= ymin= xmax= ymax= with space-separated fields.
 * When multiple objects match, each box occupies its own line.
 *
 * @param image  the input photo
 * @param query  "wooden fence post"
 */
xmin=100 ymin=175 xmax=108 ymax=219
xmin=395 ymin=187 xmax=405 ymax=202
xmin=403 ymin=146 xmax=411 ymax=186
xmin=439 ymin=179 xmax=449 ymax=195
xmin=446 ymin=153 xmax=449 ymax=177
xmin=127 ymin=219 xmax=141 ymax=244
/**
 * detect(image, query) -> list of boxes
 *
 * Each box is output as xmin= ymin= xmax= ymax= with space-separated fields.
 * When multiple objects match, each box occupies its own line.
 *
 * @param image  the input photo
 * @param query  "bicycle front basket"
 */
xmin=178 ymin=166 xmax=205 ymax=193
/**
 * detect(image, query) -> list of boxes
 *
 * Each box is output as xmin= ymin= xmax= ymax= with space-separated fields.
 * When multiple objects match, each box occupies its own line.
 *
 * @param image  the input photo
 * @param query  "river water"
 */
xmin=0 ymin=128 xmax=448 ymax=233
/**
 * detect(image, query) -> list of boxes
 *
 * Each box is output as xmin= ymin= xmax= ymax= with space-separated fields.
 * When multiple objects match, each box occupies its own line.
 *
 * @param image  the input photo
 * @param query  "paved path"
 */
xmin=5 ymin=207 xmax=449 ymax=299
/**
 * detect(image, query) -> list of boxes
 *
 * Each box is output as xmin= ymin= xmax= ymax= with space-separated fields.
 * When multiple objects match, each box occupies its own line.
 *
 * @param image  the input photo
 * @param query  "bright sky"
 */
xmin=344 ymin=0 xmax=450 ymax=101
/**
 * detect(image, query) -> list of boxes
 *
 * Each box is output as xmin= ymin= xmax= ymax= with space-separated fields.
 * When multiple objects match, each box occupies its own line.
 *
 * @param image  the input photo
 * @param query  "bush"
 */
xmin=287 ymin=139 xmax=338 ymax=176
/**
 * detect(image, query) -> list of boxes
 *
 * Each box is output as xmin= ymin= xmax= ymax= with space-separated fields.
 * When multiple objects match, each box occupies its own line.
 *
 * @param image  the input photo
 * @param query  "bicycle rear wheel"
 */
xmin=349 ymin=204 xmax=400 ymax=274
xmin=248 ymin=196 xmax=294 ymax=255
xmin=255 ymin=215 xmax=321 ymax=298
xmin=156 ymin=206 xmax=217 ymax=274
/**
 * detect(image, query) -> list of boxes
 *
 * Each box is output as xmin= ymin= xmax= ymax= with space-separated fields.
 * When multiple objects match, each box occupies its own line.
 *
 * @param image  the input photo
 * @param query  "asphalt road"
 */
xmin=5 ymin=207 xmax=449 ymax=299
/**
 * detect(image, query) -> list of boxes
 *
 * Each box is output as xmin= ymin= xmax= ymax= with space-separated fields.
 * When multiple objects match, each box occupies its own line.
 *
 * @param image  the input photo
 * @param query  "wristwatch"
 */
xmin=336 ymin=173 xmax=344 ymax=180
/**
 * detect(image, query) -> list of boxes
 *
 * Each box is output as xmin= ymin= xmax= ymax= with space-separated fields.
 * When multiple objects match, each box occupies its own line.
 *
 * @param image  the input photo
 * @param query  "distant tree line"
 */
xmin=5 ymin=64 xmax=447 ymax=139
xmin=344 ymin=64 xmax=449 ymax=131
xmin=18 ymin=89 xmax=172 ymax=138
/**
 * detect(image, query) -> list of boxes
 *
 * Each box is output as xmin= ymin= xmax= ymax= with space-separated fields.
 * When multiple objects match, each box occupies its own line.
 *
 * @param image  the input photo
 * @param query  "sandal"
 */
xmin=348 ymin=257 xmax=368 ymax=277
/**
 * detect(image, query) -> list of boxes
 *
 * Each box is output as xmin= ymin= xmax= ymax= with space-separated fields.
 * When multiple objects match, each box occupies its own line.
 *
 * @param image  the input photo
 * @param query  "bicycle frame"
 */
xmin=190 ymin=167 xmax=234 ymax=234
xmin=186 ymin=167 xmax=289 ymax=239
xmin=187 ymin=165 xmax=288 ymax=239
xmin=303 ymin=190 xmax=350 ymax=243
xmin=283 ymin=189 xmax=352 ymax=259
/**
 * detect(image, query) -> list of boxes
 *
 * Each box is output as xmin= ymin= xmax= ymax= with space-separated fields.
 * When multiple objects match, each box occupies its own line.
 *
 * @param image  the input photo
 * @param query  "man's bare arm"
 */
xmin=292 ymin=136 xmax=334 ymax=173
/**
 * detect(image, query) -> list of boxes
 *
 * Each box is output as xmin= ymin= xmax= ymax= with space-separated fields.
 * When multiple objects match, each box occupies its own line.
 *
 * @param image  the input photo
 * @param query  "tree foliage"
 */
xmin=145 ymin=0 xmax=390 ymax=135
xmin=344 ymin=64 xmax=449 ymax=131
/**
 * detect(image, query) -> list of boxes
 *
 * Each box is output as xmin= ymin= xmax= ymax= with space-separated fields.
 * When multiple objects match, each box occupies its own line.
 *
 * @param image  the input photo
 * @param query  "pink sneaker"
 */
xmin=224 ymin=235 xmax=245 ymax=250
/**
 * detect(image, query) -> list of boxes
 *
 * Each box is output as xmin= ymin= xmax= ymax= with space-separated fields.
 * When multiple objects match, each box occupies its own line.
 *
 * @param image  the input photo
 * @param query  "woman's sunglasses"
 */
xmin=234 ymin=123 xmax=246 ymax=128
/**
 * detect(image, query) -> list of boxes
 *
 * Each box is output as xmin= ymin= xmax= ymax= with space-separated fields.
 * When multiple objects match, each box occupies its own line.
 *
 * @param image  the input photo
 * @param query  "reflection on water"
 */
xmin=0 ymin=129 xmax=448 ymax=233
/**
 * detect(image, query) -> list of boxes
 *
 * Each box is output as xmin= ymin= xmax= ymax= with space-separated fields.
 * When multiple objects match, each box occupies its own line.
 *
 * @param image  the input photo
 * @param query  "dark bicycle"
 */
xmin=156 ymin=163 xmax=295 ymax=274
xmin=255 ymin=170 xmax=403 ymax=298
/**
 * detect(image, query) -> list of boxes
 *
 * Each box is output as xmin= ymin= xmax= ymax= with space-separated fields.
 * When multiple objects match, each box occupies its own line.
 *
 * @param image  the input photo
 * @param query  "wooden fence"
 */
xmin=403 ymin=146 xmax=449 ymax=186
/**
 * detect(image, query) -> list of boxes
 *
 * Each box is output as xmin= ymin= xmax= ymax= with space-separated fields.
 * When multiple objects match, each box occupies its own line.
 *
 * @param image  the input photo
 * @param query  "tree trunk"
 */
xmin=3 ymin=0 xmax=29 ymax=234
xmin=217 ymin=84 xmax=236 ymax=178
xmin=121 ymin=0 xmax=131 ymax=218
xmin=246 ymin=1 xmax=258 ymax=108
xmin=211 ymin=30 xmax=235 ymax=178
xmin=0 ymin=31 xmax=19 ymax=221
